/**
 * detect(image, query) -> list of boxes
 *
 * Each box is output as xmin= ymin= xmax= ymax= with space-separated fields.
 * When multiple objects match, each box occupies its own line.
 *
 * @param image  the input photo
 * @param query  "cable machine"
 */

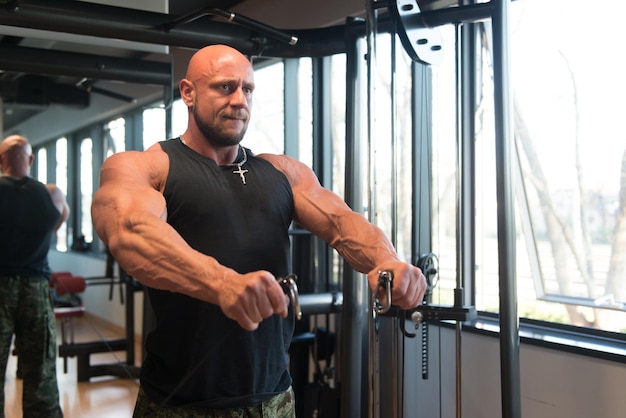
xmin=360 ymin=1 xmax=520 ymax=418
xmin=1 ymin=1 xmax=520 ymax=415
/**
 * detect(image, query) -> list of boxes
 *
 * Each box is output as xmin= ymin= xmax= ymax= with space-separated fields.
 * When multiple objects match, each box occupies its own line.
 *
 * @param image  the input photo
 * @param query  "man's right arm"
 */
xmin=92 ymin=150 xmax=225 ymax=299
xmin=91 ymin=150 xmax=288 ymax=330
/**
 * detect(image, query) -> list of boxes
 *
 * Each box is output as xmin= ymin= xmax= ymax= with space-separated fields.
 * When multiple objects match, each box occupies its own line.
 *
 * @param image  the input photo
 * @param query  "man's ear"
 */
xmin=179 ymin=78 xmax=195 ymax=106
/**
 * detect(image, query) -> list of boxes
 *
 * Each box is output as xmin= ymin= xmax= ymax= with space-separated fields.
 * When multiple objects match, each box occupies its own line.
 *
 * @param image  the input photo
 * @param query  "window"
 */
xmin=106 ymin=117 xmax=126 ymax=157
xmin=297 ymin=58 xmax=313 ymax=168
xmin=244 ymin=62 xmax=285 ymax=154
xmin=143 ymin=107 xmax=166 ymax=150
xmin=330 ymin=54 xmax=347 ymax=200
xmin=36 ymin=148 xmax=47 ymax=183
xmin=55 ymin=138 xmax=68 ymax=251
xmin=508 ymin=0 xmax=626 ymax=331
xmin=370 ymin=34 xmax=416 ymax=261
xmin=171 ymin=99 xmax=187 ymax=139
xmin=55 ymin=138 xmax=68 ymax=200
xmin=79 ymin=137 xmax=93 ymax=247
xmin=432 ymin=0 xmax=626 ymax=334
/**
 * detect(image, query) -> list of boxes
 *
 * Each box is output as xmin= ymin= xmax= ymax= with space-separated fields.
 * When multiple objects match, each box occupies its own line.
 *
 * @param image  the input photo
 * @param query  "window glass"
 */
xmin=329 ymin=53 xmax=348 ymax=287
xmin=298 ymin=58 xmax=313 ymax=168
xmin=432 ymin=1 xmax=626 ymax=332
xmin=244 ymin=62 xmax=285 ymax=154
xmin=171 ymin=99 xmax=187 ymax=139
xmin=79 ymin=137 xmax=93 ymax=245
xmin=330 ymin=54 xmax=346 ymax=200
xmin=143 ymin=107 xmax=166 ymax=150
xmin=36 ymin=148 xmax=47 ymax=184
xmin=507 ymin=0 xmax=626 ymax=331
xmin=368 ymin=34 xmax=415 ymax=261
xmin=55 ymin=138 xmax=68 ymax=200
xmin=106 ymin=117 xmax=125 ymax=157
xmin=430 ymin=23 xmax=458 ymax=306
xmin=55 ymin=138 xmax=68 ymax=251
xmin=374 ymin=35 xmax=394 ymax=233
xmin=393 ymin=39 xmax=416 ymax=263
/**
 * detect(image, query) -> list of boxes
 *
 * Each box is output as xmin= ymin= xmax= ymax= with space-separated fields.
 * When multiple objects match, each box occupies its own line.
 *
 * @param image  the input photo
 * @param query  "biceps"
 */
xmin=294 ymin=188 xmax=355 ymax=241
xmin=92 ymin=185 xmax=166 ymax=241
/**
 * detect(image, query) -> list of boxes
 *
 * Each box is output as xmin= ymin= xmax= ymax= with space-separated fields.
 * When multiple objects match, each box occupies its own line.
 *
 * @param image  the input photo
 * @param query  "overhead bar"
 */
xmin=0 ymin=0 xmax=495 ymax=60
xmin=0 ymin=0 xmax=342 ymax=58
xmin=160 ymin=7 xmax=298 ymax=46
xmin=0 ymin=44 xmax=171 ymax=85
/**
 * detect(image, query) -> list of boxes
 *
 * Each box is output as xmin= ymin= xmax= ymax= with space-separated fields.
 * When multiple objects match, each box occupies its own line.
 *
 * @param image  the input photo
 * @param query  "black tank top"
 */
xmin=0 ymin=176 xmax=60 ymax=277
xmin=141 ymin=138 xmax=295 ymax=408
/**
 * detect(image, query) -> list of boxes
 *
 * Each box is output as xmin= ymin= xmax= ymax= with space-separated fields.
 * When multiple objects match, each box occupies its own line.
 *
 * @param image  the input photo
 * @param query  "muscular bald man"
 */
xmin=92 ymin=44 xmax=427 ymax=417
xmin=0 ymin=134 xmax=69 ymax=417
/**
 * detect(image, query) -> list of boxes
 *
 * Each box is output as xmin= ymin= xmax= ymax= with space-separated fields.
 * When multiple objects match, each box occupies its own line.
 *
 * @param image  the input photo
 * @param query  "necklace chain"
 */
xmin=179 ymin=138 xmax=248 ymax=185
xmin=225 ymin=146 xmax=247 ymax=167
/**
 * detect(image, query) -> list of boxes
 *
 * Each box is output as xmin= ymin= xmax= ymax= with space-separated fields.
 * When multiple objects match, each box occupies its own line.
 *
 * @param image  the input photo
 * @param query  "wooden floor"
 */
xmin=4 ymin=313 xmax=141 ymax=418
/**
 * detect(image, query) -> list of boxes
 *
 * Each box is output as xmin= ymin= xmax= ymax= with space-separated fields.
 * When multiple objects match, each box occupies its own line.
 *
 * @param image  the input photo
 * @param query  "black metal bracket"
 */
xmin=411 ymin=303 xmax=477 ymax=323
xmin=388 ymin=0 xmax=444 ymax=65
xmin=383 ymin=304 xmax=477 ymax=334
xmin=380 ymin=253 xmax=477 ymax=379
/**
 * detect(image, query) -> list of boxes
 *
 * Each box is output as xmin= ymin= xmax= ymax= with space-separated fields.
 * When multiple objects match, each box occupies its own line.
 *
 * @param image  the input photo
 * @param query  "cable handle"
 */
xmin=277 ymin=273 xmax=302 ymax=320
xmin=374 ymin=270 xmax=394 ymax=314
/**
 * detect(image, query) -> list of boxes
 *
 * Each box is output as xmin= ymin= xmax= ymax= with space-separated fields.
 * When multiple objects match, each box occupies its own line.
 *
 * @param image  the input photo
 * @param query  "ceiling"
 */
xmin=0 ymin=0 xmax=455 ymax=135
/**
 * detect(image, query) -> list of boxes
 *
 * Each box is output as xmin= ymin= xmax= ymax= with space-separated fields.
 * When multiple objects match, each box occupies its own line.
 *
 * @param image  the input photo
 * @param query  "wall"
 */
xmin=430 ymin=328 xmax=626 ymax=418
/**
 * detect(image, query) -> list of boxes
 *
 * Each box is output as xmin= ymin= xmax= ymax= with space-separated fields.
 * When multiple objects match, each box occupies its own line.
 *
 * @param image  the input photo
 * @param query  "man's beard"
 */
xmin=193 ymin=107 xmax=248 ymax=147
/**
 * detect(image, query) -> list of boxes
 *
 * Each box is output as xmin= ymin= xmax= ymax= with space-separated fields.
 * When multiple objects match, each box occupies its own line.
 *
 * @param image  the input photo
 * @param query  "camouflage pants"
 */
xmin=0 ymin=275 xmax=63 ymax=418
xmin=133 ymin=386 xmax=296 ymax=418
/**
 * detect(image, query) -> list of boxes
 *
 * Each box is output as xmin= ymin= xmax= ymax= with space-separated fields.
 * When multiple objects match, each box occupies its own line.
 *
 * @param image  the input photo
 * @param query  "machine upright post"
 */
xmin=491 ymin=0 xmax=522 ymax=417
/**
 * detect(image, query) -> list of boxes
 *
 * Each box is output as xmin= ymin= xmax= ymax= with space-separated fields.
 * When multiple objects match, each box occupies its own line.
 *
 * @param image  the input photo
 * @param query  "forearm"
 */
xmin=327 ymin=212 xmax=400 ymax=273
xmin=299 ymin=204 xmax=400 ymax=273
xmin=324 ymin=212 xmax=429 ymax=311
xmin=291 ymin=185 xmax=400 ymax=273
xmin=95 ymin=208 xmax=232 ymax=305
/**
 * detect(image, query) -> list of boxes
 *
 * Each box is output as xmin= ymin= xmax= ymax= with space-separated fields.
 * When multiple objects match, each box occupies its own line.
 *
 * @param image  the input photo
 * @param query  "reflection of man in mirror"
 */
xmin=0 ymin=134 xmax=69 ymax=417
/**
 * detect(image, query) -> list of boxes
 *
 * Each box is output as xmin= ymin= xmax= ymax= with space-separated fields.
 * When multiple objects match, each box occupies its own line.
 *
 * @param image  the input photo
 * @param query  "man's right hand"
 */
xmin=217 ymin=270 xmax=290 ymax=331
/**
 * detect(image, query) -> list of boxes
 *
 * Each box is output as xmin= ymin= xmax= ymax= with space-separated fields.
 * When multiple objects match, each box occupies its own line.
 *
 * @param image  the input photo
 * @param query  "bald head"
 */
xmin=185 ymin=45 xmax=253 ymax=82
xmin=0 ymin=135 xmax=34 ymax=178
xmin=0 ymin=135 xmax=31 ymax=154
xmin=179 ymin=44 xmax=255 ymax=150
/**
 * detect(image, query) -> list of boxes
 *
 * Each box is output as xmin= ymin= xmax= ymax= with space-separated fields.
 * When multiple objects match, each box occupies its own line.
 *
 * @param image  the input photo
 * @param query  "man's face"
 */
xmin=190 ymin=58 xmax=255 ymax=147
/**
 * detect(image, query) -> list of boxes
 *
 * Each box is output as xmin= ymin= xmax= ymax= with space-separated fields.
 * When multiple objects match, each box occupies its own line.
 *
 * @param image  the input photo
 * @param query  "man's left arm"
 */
xmin=261 ymin=154 xmax=427 ymax=309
